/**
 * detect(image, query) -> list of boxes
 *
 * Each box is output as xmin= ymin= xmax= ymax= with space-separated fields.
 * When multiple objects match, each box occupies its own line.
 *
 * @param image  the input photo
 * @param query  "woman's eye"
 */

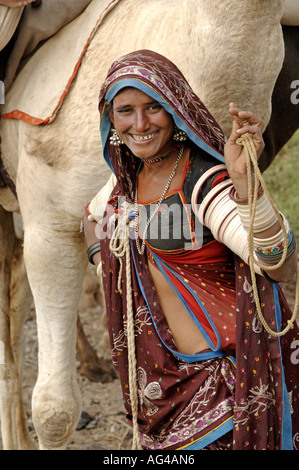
xmin=148 ymin=104 xmax=162 ymax=112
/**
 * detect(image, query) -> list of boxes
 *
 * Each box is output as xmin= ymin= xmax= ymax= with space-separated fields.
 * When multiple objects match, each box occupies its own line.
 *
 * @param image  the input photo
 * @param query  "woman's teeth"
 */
xmin=133 ymin=133 xmax=156 ymax=141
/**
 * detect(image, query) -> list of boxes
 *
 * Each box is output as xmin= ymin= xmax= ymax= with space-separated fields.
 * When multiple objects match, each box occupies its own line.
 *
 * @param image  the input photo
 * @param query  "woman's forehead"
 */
xmin=113 ymin=87 xmax=155 ymax=105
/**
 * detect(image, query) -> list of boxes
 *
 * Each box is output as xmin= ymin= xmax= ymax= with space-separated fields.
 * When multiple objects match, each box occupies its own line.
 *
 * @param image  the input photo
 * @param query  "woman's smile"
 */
xmin=110 ymin=88 xmax=175 ymax=159
xmin=131 ymin=131 xmax=158 ymax=142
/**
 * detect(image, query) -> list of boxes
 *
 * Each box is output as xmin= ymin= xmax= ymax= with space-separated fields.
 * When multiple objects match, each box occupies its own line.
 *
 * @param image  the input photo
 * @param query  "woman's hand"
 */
xmin=224 ymin=102 xmax=265 ymax=198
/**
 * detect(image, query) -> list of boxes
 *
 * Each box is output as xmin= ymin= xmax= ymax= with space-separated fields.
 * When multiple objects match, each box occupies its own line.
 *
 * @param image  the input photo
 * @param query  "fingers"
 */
xmin=227 ymin=102 xmax=265 ymax=157
xmin=20 ymin=0 xmax=35 ymax=5
xmin=230 ymin=117 xmax=263 ymax=146
xmin=236 ymin=124 xmax=262 ymax=138
xmin=229 ymin=111 xmax=260 ymax=139
xmin=228 ymin=102 xmax=264 ymax=132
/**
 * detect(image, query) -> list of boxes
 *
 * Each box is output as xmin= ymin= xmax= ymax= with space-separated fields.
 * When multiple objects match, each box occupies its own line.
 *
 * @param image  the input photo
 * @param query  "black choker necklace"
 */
xmin=139 ymin=144 xmax=182 ymax=164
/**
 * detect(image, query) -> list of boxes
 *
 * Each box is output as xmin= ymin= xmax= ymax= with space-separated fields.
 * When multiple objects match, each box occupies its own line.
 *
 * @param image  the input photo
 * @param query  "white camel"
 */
xmin=0 ymin=0 xmax=286 ymax=450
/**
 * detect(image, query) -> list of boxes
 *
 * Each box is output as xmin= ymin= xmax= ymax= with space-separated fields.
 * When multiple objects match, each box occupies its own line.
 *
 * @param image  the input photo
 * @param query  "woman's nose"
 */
xmin=134 ymin=110 xmax=149 ymax=131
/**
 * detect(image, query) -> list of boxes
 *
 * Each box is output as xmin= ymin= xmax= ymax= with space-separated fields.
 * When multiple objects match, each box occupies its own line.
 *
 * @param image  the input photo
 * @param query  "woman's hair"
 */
xmin=105 ymin=101 xmax=113 ymax=119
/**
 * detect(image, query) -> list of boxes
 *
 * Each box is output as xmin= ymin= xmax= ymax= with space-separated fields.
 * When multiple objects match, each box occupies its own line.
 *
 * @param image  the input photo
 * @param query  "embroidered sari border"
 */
xmin=177 ymin=415 xmax=233 ymax=450
xmin=140 ymin=401 xmax=234 ymax=451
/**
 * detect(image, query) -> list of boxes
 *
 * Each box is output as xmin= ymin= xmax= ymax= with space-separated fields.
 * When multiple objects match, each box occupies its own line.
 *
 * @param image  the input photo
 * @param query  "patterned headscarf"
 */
xmin=98 ymin=49 xmax=226 ymax=199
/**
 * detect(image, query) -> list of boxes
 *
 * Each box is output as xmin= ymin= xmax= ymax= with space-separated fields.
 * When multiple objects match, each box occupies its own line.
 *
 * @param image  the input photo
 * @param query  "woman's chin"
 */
xmin=128 ymin=141 xmax=158 ymax=159
xmin=127 ymin=137 xmax=174 ymax=160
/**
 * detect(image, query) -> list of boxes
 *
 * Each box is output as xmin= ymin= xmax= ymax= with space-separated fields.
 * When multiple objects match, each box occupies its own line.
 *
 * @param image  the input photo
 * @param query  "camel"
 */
xmin=282 ymin=0 xmax=299 ymax=25
xmin=259 ymin=24 xmax=299 ymax=171
xmin=0 ymin=0 xmax=289 ymax=450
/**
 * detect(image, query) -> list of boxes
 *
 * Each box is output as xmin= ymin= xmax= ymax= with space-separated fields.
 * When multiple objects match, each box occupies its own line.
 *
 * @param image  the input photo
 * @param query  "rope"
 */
xmin=236 ymin=132 xmax=299 ymax=337
xmin=109 ymin=207 xmax=142 ymax=450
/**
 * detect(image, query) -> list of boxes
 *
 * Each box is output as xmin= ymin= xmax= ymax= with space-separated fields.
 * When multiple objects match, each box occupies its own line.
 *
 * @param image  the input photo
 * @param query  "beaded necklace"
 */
xmin=134 ymin=145 xmax=185 ymax=255
xmin=138 ymin=144 xmax=182 ymax=164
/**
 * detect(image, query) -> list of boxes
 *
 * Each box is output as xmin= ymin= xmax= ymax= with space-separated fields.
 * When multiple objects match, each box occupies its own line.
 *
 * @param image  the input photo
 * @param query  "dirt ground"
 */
xmin=0 ymin=269 xmax=297 ymax=451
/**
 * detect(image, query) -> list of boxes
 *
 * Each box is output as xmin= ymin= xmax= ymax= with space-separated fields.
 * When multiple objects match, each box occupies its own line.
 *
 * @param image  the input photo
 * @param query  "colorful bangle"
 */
xmin=254 ymin=227 xmax=292 ymax=254
xmin=255 ymin=230 xmax=296 ymax=265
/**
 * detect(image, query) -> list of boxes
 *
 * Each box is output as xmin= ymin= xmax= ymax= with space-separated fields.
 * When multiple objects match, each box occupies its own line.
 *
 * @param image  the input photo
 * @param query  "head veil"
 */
xmin=98 ymin=49 xmax=226 ymax=200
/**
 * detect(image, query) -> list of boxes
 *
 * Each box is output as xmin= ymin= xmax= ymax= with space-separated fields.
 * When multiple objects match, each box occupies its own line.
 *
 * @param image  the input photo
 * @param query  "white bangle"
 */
xmin=236 ymin=191 xmax=278 ymax=233
xmin=253 ymin=215 xmax=290 ymax=250
xmin=191 ymin=173 xmax=260 ymax=271
xmin=196 ymin=179 xmax=233 ymax=224
xmin=191 ymin=164 xmax=227 ymax=219
xmin=96 ymin=261 xmax=102 ymax=278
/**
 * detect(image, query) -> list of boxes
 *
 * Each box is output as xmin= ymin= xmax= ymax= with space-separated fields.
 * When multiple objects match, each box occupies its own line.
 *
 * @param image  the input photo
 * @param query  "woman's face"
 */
xmin=110 ymin=88 xmax=175 ymax=160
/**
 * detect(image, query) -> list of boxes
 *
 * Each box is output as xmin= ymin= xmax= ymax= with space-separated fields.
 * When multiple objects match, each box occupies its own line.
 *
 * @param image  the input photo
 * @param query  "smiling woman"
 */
xmin=109 ymin=88 xmax=175 ymax=161
xmin=83 ymin=49 xmax=299 ymax=451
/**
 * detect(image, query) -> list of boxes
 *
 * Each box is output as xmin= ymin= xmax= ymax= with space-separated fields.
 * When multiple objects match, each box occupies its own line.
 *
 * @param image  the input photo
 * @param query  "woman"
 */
xmin=83 ymin=50 xmax=298 ymax=450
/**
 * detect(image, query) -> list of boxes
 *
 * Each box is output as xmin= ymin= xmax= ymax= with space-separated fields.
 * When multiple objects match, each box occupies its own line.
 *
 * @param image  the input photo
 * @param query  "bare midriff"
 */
xmin=148 ymin=261 xmax=210 ymax=355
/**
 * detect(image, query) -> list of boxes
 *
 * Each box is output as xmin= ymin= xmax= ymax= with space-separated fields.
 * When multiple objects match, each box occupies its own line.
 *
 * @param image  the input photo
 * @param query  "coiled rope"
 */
xmin=109 ymin=208 xmax=142 ymax=450
xmin=236 ymin=132 xmax=299 ymax=337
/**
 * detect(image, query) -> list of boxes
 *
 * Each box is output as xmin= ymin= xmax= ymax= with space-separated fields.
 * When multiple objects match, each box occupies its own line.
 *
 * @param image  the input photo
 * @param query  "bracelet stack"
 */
xmin=192 ymin=176 xmax=252 ymax=266
xmin=191 ymin=167 xmax=297 ymax=270
xmin=229 ymin=187 xmax=296 ymax=266
xmin=254 ymin=224 xmax=296 ymax=265
xmin=230 ymin=187 xmax=278 ymax=233
xmin=87 ymin=241 xmax=101 ymax=265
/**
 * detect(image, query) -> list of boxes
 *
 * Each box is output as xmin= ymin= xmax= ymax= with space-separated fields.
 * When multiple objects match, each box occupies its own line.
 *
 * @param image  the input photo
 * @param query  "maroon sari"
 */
xmin=97 ymin=50 xmax=299 ymax=450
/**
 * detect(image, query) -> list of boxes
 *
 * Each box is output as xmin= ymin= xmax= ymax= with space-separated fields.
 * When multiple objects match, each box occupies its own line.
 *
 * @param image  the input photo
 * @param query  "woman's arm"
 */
xmin=83 ymin=211 xmax=101 ymax=268
xmin=224 ymin=103 xmax=298 ymax=283
xmin=82 ymin=173 xmax=117 ymax=269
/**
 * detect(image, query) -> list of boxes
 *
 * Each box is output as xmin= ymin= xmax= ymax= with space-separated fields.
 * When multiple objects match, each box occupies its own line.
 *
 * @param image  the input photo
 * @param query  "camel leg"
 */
xmin=0 ymin=206 xmax=34 ymax=449
xmin=0 ymin=207 xmax=17 ymax=449
xmin=14 ymin=120 xmax=105 ymax=448
xmin=9 ymin=237 xmax=36 ymax=449
xmin=19 ymin=208 xmax=85 ymax=449
xmin=18 ymin=172 xmax=87 ymax=450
